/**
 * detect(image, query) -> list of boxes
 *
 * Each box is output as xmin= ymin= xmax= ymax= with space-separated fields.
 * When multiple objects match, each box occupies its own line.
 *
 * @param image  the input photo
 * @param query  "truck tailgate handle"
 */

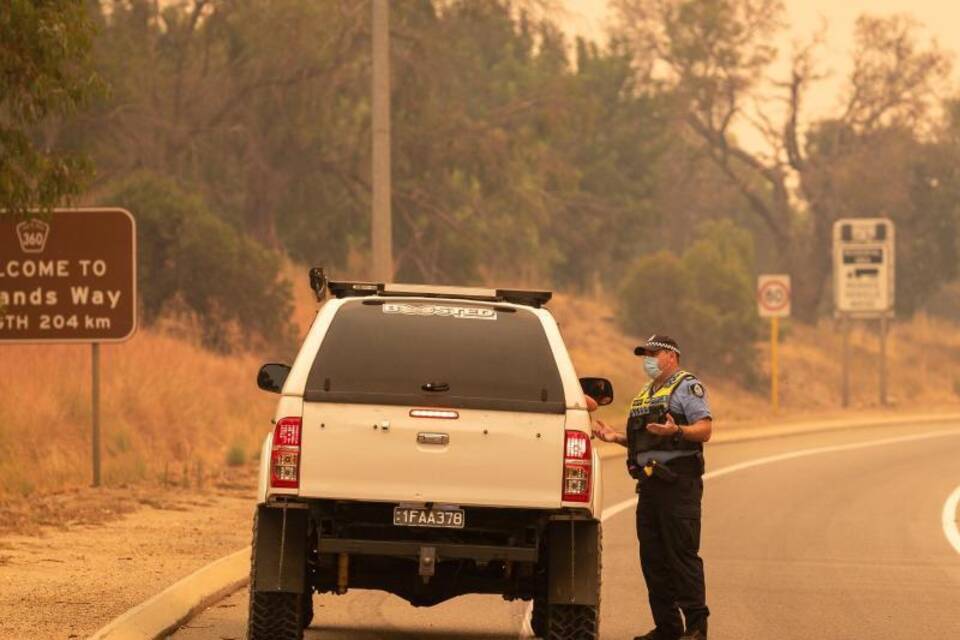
xmin=417 ymin=432 xmax=449 ymax=445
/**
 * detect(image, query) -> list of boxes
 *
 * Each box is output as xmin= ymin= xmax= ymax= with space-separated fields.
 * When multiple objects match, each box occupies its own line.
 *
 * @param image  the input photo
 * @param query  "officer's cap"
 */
xmin=634 ymin=334 xmax=681 ymax=356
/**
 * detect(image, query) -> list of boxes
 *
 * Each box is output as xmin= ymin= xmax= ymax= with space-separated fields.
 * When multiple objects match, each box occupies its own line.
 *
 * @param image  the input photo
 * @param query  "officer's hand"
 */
xmin=646 ymin=413 xmax=679 ymax=436
xmin=592 ymin=419 xmax=619 ymax=443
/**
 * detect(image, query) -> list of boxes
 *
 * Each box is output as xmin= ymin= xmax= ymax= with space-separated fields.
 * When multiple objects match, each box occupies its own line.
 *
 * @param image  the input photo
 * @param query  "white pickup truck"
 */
xmin=248 ymin=274 xmax=613 ymax=640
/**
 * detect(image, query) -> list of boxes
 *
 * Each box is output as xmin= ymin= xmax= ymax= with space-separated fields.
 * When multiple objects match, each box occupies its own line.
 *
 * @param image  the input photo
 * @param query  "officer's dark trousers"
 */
xmin=636 ymin=473 xmax=709 ymax=636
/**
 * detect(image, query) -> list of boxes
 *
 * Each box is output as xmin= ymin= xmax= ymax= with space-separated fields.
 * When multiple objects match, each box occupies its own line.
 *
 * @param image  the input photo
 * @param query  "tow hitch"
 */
xmin=419 ymin=546 xmax=437 ymax=583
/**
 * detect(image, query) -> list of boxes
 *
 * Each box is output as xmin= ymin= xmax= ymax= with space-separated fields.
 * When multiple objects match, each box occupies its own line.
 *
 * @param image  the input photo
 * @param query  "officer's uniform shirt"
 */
xmin=672 ymin=377 xmax=712 ymax=423
xmin=635 ymin=377 xmax=712 ymax=467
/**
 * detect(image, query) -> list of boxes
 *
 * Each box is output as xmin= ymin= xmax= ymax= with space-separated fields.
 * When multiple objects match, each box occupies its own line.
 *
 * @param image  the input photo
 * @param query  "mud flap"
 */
xmin=252 ymin=503 xmax=308 ymax=594
xmin=547 ymin=519 xmax=601 ymax=606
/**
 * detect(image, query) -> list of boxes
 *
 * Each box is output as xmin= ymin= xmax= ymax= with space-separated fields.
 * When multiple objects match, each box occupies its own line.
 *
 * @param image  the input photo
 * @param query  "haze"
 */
xmin=563 ymin=0 xmax=959 ymax=149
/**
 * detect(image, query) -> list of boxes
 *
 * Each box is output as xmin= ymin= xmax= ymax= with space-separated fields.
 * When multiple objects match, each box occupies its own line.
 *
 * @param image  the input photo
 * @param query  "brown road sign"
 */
xmin=0 ymin=208 xmax=137 ymax=343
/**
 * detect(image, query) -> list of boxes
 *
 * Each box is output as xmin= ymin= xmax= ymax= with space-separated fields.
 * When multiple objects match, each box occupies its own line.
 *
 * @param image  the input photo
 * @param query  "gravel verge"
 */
xmin=0 ymin=477 xmax=256 ymax=640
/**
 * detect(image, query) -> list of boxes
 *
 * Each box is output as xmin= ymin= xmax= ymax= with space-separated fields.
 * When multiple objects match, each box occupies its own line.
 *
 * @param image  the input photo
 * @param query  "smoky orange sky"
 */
xmin=561 ymin=0 xmax=959 ymax=151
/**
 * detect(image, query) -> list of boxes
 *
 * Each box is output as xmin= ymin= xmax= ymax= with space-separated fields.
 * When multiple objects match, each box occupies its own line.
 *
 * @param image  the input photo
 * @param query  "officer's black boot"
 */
xmin=678 ymin=629 xmax=707 ymax=640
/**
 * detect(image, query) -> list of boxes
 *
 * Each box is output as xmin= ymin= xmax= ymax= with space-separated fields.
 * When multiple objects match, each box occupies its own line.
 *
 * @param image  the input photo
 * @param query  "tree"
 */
xmin=0 ymin=0 xmax=102 ymax=217
xmin=105 ymin=172 xmax=296 ymax=353
xmin=47 ymin=0 xmax=677 ymax=292
xmin=618 ymin=220 xmax=761 ymax=380
xmin=386 ymin=2 xmax=670 ymax=285
xmin=613 ymin=1 xmax=953 ymax=319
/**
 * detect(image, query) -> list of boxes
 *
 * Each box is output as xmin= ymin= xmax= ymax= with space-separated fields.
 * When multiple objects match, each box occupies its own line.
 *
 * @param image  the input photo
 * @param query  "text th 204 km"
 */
xmin=0 ymin=313 xmax=112 ymax=331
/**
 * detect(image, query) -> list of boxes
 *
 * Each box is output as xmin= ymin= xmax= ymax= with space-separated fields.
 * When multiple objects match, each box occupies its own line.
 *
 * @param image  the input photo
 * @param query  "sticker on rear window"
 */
xmin=383 ymin=302 xmax=497 ymax=320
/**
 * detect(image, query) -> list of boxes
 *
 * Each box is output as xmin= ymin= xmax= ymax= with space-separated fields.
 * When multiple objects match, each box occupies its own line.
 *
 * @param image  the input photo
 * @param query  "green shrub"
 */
xmin=617 ymin=220 xmax=761 ymax=381
xmin=105 ymin=172 xmax=295 ymax=352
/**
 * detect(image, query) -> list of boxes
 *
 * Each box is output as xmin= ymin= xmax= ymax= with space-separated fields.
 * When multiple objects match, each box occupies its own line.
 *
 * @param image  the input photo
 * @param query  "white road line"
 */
xmin=942 ymin=485 xmax=960 ymax=555
xmin=520 ymin=427 xmax=960 ymax=637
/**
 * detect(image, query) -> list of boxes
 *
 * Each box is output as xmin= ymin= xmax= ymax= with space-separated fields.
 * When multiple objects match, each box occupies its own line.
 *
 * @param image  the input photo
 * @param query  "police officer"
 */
xmin=592 ymin=335 xmax=712 ymax=640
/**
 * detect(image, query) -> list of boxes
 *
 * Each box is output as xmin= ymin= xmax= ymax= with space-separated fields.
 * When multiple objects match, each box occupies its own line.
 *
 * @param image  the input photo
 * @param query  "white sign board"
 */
xmin=833 ymin=218 xmax=895 ymax=316
xmin=757 ymin=274 xmax=791 ymax=318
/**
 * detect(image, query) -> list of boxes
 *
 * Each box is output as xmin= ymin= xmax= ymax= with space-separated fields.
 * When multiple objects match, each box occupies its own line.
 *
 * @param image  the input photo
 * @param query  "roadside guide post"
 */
xmin=832 ymin=218 xmax=895 ymax=407
xmin=0 ymin=209 xmax=137 ymax=486
xmin=841 ymin=316 xmax=851 ymax=408
xmin=757 ymin=274 xmax=791 ymax=412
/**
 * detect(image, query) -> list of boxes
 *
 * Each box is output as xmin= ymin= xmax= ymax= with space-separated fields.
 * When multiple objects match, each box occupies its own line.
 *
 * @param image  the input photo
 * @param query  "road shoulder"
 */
xmin=0 ymin=484 xmax=255 ymax=640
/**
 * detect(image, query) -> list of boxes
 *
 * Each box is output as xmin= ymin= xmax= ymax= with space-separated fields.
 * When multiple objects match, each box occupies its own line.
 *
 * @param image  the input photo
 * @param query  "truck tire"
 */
xmin=544 ymin=523 xmax=601 ymax=639
xmin=248 ymin=592 xmax=303 ymax=640
xmin=546 ymin=604 xmax=598 ymax=640
xmin=247 ymin=512 xmax=304 ymax=640
xmin=300 ymin=588 xmax=314 ymax=630
xmin=544 ymin=604 xmax=599 ymax=640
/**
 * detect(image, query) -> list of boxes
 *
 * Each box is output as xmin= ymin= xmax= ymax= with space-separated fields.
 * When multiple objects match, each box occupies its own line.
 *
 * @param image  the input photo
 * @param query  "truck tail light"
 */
xmin=270 ymin=417 xmax=301 ymax=489
xmin=562 ymin=430 xmax=592 ymax=502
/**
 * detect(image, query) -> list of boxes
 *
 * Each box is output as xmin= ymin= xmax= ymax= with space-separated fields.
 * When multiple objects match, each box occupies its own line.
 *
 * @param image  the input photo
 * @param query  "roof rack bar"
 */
xmin=327 ymin=281 xmax=383 ymax=298
xmin=325 ymin=279 xmax=552 ymax=308
xmin=496 ymin=289 xmax=552 ymax=308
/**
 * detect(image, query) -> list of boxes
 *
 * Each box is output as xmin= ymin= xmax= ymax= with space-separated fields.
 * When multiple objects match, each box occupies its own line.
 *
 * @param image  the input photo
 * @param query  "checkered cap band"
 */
xmin=645 ymin=340 xmax=680 ymax=355
xmin=635 ymin=334 xmax=681 ymax=356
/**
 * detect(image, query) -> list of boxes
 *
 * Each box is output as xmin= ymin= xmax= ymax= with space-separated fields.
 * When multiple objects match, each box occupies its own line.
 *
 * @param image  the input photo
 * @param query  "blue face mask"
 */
xmin=643 ymin=356 xmax=661 ymax=379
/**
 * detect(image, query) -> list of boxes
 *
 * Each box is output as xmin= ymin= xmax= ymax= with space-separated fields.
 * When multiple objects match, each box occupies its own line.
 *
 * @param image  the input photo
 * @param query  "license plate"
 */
xmin=393 ymin=507 xmax=465 ymax=529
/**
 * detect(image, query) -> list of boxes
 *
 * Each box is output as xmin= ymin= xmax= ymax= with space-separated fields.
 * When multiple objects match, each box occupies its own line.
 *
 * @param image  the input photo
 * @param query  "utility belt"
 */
xmin=629 ymin=452 xmax=704 ymax=485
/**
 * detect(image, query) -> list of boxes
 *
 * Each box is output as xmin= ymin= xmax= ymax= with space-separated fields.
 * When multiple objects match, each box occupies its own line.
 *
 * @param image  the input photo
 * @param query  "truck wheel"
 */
xmin=248 ymin=592 xmax=303 ymax=640
xmin=544 ymin=522 xmax=601 ymax=639
xmin=546 ymin=604 xmax=598 ymax=640
xmin=246 ymin=512 xmax=304 ymax=640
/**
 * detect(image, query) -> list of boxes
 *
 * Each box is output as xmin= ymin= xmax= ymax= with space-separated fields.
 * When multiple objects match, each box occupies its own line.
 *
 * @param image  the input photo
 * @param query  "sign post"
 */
xmin=1 ymin=208 xmax=137 ymax=486
xmin=757 ymin=274 xmax=791 ymax=412
xmin=92 ymin=342 xmax=101 ymax=486
xmin=833 ymin=218 xmax=895 ymax=407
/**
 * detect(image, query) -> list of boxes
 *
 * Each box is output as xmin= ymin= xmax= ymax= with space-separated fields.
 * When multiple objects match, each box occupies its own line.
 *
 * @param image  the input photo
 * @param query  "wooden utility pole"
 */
xmin=371 ymin=0 xmax=393 ymax=281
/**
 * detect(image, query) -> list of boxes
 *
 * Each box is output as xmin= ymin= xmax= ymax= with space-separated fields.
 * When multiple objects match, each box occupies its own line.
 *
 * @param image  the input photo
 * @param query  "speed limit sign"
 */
xmin=757 ymin=274 xmax=791 ymax=318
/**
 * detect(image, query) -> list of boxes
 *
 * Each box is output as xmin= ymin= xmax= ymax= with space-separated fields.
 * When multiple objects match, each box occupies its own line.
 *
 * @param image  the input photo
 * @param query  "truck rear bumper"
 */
xmin=252 ymin=499 xmax=600 ymax=607
xmin=316 ymin=537 xmax=538 ymax=563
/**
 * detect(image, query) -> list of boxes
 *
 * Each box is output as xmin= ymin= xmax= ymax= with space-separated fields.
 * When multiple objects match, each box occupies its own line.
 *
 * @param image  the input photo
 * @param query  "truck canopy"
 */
xmin=303 ymin=299 xmax=566 ymax=414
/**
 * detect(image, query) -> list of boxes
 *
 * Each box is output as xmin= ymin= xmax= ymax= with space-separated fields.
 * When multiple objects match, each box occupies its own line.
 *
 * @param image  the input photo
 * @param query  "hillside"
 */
xmin=2 ymin=275 xmax=959 ymax=500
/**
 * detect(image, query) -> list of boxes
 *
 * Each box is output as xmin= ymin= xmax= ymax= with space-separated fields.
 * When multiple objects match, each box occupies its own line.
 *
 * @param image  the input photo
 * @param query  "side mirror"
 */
xmin=579 ymin=377 xmax=614 ymax=406
xmin=258 ymin=363 xmax=291 ymax=394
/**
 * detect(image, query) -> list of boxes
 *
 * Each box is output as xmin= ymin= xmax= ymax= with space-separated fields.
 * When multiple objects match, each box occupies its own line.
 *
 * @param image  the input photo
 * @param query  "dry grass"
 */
xmin=0 ymin=332 xmax=276 ymax=497
xmin=3 ymin=269 xmax=959 ymax=498
xmin=0 ymin=260 xmax=319 ymax=499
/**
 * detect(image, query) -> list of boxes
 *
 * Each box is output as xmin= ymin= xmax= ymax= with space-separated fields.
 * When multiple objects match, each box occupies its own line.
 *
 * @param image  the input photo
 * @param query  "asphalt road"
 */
xmin=170 ymin=421 xmax=960 ymax=639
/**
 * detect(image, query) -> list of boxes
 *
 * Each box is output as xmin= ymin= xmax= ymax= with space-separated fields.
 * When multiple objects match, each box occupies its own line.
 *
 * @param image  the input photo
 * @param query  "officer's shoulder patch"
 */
xmin=690 ymin=382 xmax=705 ymax=398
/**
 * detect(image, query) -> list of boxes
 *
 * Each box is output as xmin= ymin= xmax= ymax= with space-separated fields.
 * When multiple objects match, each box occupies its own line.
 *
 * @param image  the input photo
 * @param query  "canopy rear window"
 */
xmin=304 ymin=300 xmax=565 ymax=413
